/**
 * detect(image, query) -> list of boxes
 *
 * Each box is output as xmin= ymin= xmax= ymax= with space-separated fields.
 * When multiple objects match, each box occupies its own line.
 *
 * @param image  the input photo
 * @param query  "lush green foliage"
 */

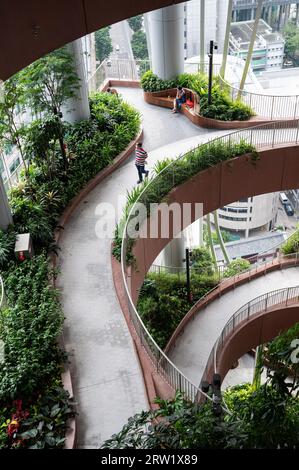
xmin=0 ymin=76 xmax=28 ymax=173
xmin=101 ymin=391 xmax=246 ymax=449
xmin=0 ymin=384 xmax=74 ymax=449
xmin=95 ymin=27 xmax=113 ymax=63
xmin=141 ymin=70 xmax=176 ymax=93
xmin=138 ymin=271 xmax=216 ymax=348
xmin=223 ymin=258 xmax=250 ymax=278
xmin=102 ymin=378 xmax=299 ymax=448
xmin=283 ymin=21 xmax=299 ymax=57
xmin=0 ymin=92 xmax=140 ymax=448
xmin=191 ymin=247 xmax=215 ymax=276
xmin=281 ymin=227 xmax=299 ymax=254
xmin=18 ymin=47 xmax=80 ymax=116
xmin=9 ymin=93 xmax=140 ymax=249
xmin=114 ymin=138 xmax=257 ymax=264
xmin=264 ymin=322 xmax=299 ymax=376
xmin=0 ymin=255 xmax=64 ymax=401
xmin=141 ymin=70 xmax=254 ymax=121
xmin=225 ymin=382 xmax=299 ymax=448
xmin=131 ymin=30 xmax=149 ymax=60
xmin=128 ymin=15 xmax=143 ymax=32
xmin=0 ymin=229 xmax=17 ymax=270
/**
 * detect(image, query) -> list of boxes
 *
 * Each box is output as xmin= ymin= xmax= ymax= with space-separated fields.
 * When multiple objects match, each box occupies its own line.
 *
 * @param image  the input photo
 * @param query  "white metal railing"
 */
xmin=121 ymin=120 xmax=299 ymax=402
xmin=149 ymin=228 xmax=298 ymax=279
xmin=88 ymin=57 xmax=299 ymax=120
xmin=218 ymin=75 xmax=299 ymax=120
xmin=88 ymin=58 xmax=151 ymax=93
xmin=201 ymin=282 xmax=299 ymax=388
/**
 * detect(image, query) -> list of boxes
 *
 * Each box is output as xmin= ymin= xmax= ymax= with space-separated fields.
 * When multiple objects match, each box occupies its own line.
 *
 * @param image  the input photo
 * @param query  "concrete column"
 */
xmin=0 ymin=176 xmax=13 ymax=230
xmin=232 ymin=10 xmax=237 ymax=22
xmin=162 ymin=234 xmax=186 ymax=269
xmin=251 ymin=8 xmax=255 ymax=21
xmin=284 ymin=4 xmax=291 ymax=26
xmin=63 ymin=39 xmax=91 ymax=124
xmin=146 ymin=4 xmax=184 ymax=80
xmin=267 ymin=6 xmax=272 ymax=26
xmin=278 ymin=5 xmax=283 ymax=30
xmin=88 ymin=33 xmax=97 ymax=93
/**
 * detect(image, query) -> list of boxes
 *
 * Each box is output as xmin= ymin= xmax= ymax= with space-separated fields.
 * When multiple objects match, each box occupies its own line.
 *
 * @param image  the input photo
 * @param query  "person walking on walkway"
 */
xmin=135 ymin=142 xmax=149 ymax=184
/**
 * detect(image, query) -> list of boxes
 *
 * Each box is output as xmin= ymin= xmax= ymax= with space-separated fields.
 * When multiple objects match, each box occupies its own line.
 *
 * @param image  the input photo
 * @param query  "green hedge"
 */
xmin=101 ymin=382 xmax=299 ymax=448
xmin=141 ymin=70 xmax=254 ymax=121
xmin=138 ymin=271 xmax=216 ymax=348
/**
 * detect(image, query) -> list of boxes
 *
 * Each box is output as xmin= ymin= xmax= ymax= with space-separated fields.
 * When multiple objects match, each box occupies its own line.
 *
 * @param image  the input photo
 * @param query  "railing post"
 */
xmin=296 ymin=120 xmax=299 ymax=144
xmin=265 ymin=293 xmax=268 ymax=311
xmin=270 ymin=96 xmax=275 ymax=120
xmin=286 ymin=287 xmax=290 ymax=306
xmin=271 ymin=125 xmax=276 ymax=148
xmin=294 ymin=95 xmax=298 ymax=119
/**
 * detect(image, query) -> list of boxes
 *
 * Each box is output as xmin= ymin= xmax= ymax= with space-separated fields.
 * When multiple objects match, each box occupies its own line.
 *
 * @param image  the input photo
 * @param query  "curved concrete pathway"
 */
xmin=57 ymin=87 xmax=224 ymax=448
xmin=169 ymin=267 xmax=299 ymax=389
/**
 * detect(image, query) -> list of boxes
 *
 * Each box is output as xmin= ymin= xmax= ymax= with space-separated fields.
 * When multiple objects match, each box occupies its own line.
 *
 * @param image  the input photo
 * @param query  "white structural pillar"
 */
xmin=146 ymin=4 xmax=184 ymax=80
xmin=63 ymin=39 xmax=90 ymax=123
xmin=162 ymin=234 xmax=186 ymax=269
xmin=0 ymin=176 xmax=13 ymax=230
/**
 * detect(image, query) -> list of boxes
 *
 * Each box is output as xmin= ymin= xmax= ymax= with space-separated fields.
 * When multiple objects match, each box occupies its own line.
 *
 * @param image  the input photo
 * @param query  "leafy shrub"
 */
xmin=140 ymin=70 xmax=254 ymax=121
xmin=0 ymin=255 xmax=64 ymax=401
xmin=281 ymin=227 xmax=299 ymax=254
xmin=223 ymin=258 xmax=250 ymax=278
xmin=191 ymin=247 xmax=214 ymax=276
xmin=9 ymin=93 xmax=140 ymax=251
xmin=0 ymin=384 xmax=75 ymax=449
xmin=141 ymin=70 xmax=176 ymax=92
xmin=138 ymin=272 xmax=216 ymax=348
xmin=102 ymin=382 xmax=299 ymax=449
xmin=264 ymin=322 xmax=299 ymax=376
xmin=0 ymin=229 xmax=17 ymax=270
xmin=224 ymin=383 xmax=299 ymax=448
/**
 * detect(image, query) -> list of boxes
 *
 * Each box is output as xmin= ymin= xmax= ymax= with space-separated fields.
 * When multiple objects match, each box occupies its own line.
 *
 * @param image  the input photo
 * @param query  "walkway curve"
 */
xmin=121 ymin=119 xmax=299 ymax=403
xmin=57 ymin=87 xmax=224 ymax=448
xmin=169 ymin=266 xmax=299 ymax=387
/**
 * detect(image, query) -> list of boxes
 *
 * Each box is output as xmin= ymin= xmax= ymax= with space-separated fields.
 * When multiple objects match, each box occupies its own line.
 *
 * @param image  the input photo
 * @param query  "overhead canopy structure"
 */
xmin=0 ymin=0 xmax=185 ymax=80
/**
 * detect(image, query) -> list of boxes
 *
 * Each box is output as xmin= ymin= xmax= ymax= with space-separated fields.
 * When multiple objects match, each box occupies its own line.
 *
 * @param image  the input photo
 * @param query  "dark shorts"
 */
xmin=176 ymin=97 xmax=186 ymax=109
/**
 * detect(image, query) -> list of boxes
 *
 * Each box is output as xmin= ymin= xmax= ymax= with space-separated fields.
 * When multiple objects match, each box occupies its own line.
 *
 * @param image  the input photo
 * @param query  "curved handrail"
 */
xmin=150 ymin=227 xmax=298 ymax=278
xmin=218 ymin=74 xmax=299 ymax=120
xmin=165 ymin=251 xmax=299 ymax=357
xmin=121 ymin=119 xmax=299 ymax=403
xmin=201 ymin=283 xmax=299 ymax=387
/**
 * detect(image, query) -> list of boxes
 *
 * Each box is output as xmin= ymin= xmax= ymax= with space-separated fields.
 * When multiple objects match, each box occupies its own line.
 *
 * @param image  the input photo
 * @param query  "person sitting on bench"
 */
xmin=172 ymin=86 xmax=186 ymax=113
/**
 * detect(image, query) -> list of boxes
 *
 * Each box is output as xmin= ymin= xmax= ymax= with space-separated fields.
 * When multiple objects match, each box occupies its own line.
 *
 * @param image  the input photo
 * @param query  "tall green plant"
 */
xmin=0 ymin=76 xmax=29 ymax=175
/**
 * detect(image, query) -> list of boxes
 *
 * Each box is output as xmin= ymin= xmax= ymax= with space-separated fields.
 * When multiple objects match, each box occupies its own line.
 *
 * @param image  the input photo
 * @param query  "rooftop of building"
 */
xmin=214 ymin=230 xmax=287 ymax=261
xmin=230 ymin=19 xmax=284 ymax=51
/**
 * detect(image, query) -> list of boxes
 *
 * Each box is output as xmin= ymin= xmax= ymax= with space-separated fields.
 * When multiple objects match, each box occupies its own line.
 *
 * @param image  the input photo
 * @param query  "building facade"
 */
xmin=230 ymin=19 xmax=285 ymax=71
xmin=212 ymin=193 xmax=279 ymax=238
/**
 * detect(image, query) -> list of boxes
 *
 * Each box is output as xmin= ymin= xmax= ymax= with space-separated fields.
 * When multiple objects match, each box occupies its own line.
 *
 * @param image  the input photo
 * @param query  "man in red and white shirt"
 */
xmin=135 ymin=142 xmax=149 ymax=184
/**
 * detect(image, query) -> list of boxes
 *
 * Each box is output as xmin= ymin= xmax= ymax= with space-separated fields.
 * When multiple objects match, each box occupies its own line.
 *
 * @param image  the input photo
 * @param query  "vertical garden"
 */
xmin=0 ymin=47 xmax=140 ymax=448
